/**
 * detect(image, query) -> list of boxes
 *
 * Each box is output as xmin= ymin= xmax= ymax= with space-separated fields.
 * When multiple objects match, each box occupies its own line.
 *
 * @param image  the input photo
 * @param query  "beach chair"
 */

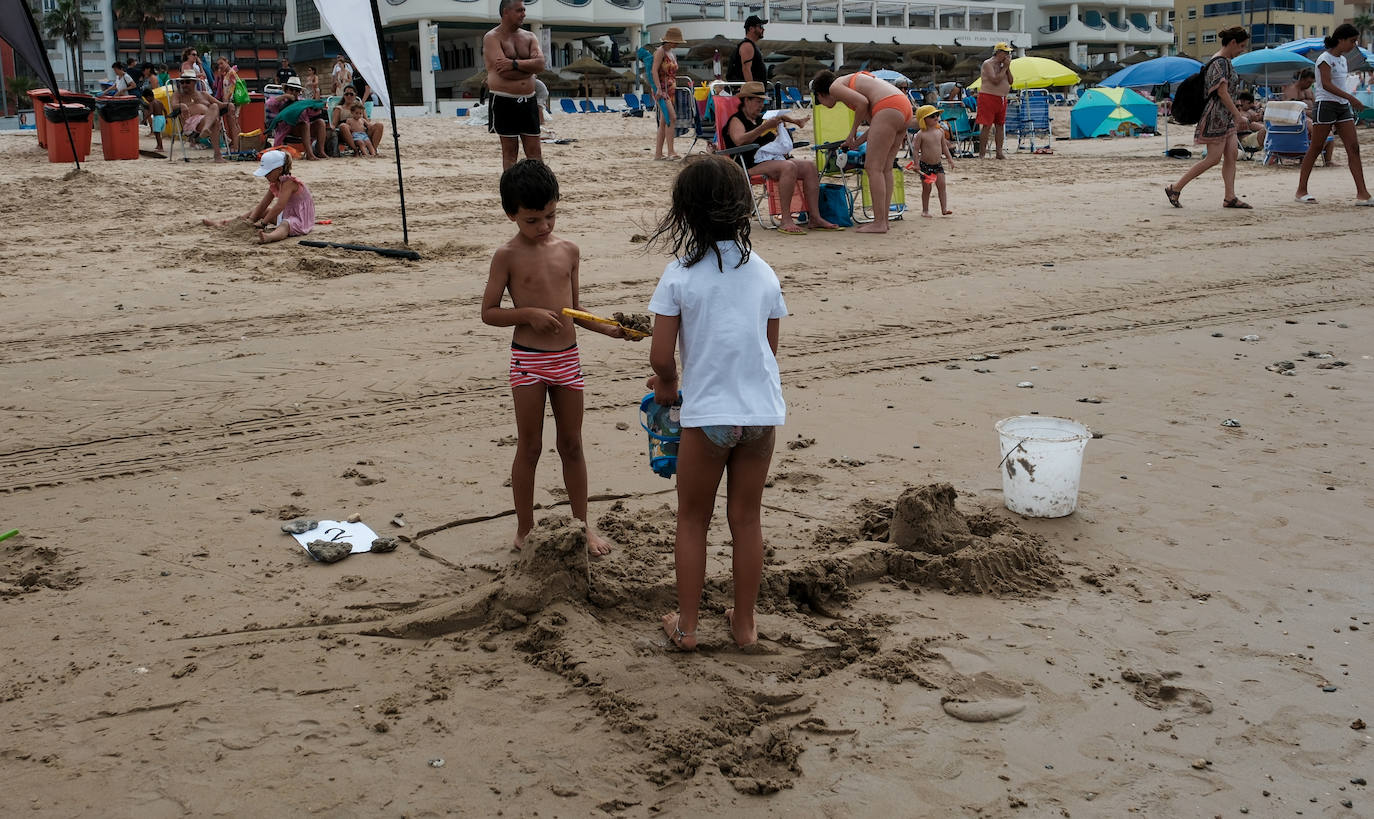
xmin=811 ymin=100 xmax=905 ymax=223
xmin=1017 ymin=90 xmax=1053 ymax=152
xmin=578 ymin=99 xmax=596 ymax=114
xmin=623 ymin=93 xmax=642 ymax=112
xmin=710 ymin=93 xmax=809 ymax=230
xmin=1263 ymin=113 xmax=1309 ymax=166
xmin=559 ymin=98 xmax=579 ymax=115
xmin=685 ymin=93 xmax=716 ymax=154
xmin=785 ymin=86 xmax=807 ymax=108
xmin=939 ymin=101 xmax=978 ymax=157
xmin=641 ymin=93 xmax=654 ymax=111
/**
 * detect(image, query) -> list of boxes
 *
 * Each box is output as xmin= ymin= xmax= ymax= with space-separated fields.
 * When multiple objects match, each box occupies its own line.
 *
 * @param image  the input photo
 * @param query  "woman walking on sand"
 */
xmin=1293 ymin=24 xmax=1372 ymax=206
xmin=1165 ymin=26 xmax=1256 ymax=210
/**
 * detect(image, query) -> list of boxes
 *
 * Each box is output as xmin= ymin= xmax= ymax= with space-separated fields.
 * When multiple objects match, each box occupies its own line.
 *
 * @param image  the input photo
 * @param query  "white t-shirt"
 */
xmin=648 ymin=241 xmax=788 ymax=428
xmin=1314 ymin=52 xmax=1348 ymax=104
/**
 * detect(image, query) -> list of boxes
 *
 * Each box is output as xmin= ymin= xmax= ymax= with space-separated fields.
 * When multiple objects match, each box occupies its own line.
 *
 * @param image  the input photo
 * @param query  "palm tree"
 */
xmin=114 ymin=0 xmax=164 ymax=63
xmin=43 ymin=0 xmax=93 ymax=91
xmin=1353 ymin=13 xmax=1374 ymax=49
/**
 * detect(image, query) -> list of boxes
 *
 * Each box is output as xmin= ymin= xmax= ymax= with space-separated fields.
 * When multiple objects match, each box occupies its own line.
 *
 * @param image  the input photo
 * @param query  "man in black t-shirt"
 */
xmin=276 ymin=57 xmax=297 ymax=87
xmin=726 ymin=15 xmax=767 ymax=84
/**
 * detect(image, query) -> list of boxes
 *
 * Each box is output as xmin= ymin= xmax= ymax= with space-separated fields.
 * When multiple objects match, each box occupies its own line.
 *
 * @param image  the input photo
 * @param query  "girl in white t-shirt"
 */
xmin=1294 ymin=24 xmax=1371 ymax=205
xmin=647 ymin=154 xmax=788 ymax=651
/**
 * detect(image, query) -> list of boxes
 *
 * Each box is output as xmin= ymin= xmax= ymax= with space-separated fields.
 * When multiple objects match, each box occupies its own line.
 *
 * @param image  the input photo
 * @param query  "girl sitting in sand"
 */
xmin=647 ymin=154 xmax=788 ymax=652
xmin=202 ymin=150 xmax=315 ymax=244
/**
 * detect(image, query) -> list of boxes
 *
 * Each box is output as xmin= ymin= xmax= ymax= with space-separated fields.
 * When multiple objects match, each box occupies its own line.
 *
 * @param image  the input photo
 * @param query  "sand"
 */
xmin=0 ymin=109 xmax=1370 ymax=817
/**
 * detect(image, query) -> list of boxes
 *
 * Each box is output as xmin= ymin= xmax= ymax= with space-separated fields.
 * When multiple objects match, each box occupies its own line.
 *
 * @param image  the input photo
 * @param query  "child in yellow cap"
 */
xmin=912 ymin=105 xmax=954 ymax=216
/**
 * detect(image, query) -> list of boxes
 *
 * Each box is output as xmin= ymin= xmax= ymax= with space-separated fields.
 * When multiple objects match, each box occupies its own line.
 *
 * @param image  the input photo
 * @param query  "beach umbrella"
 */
xmin=847 ymin=43 xmax=901 ymax=67
xmin=685 ymin=35 xmax=733 ymax=61
xmin=1274 ymin=38 xmax=1371 ymax=71
xmin=1232 ymin=48 xmax=1315 ymax=87
xmin=773 ymin=39 xmax=835 ymax=87
xmin=905 ymin=46 xmax=956 ymax=71
xmin=870 ymin=68 xmax=912 ymax=87
xmin=563 ymin=56 xmax=616 ymax=106
xmin=461 ymin=69 xmax=488 ymax=90
xmin=1098 ymin=55 xmax=1202 ymax=88
xmin=1070 ymin=86 xmax=1157 ymax=138
xmin=1120 ymin=51 xmax=1156 ymax=65
xmin=967 ymin=56 xmax=1079 ymax=91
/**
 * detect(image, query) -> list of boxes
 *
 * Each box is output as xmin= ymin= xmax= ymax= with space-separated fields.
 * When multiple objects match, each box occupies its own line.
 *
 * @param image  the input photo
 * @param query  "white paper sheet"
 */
xmin=290 ymin=520 xmax=380 ymax=556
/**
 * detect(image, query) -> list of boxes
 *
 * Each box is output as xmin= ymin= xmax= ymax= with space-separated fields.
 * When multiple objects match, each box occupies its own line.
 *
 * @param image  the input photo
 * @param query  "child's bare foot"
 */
xmin=255 ymin=229 xmax=271 ymax=244
xmin=586 ymin=528 xmax=612 ymax=556
xmin=512 ymin=527 xmax=530 ymax=552
xmin=661 ymin=612 xmax=697 ymax=650
xmin=855 ymin=222 xmax=889 ymax=234
xmin=724 ymin=607 xmax=758 ymax=649
xmin=921 ymin=211 xmax=932 ymax=218
xmin=942 ymin=209 xmax=954 ymax=215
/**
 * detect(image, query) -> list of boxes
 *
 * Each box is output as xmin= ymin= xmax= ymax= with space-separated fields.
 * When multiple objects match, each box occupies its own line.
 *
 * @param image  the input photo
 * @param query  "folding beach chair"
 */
xmin=685 ymin=91 xmax=716 ymax=154
xmin=641 ymin=93 xmax=654 ymax=111
xmin=559 ymin=98 xmax=579 ymax=115
xmin=711 ymin=92 xmax=808 ymax=230
xmin=578 ymin=99 xmax=596 ymax=114
xmin=163 ymin=77 xmax=229 ymax=162
xmin=1017 ymin=90 xmax=1053 ymax=152
xmin=939 ymin=101 xmax=978 ymax=157
xmin=623 ymin=93 xmax=642 ymax=112
xmin=811 ymin=100 xmax=905 ymax=224
xmin=1263 ymin=113 xmax=1309 ymax=166
xmin=784 ymin=87 xmax=806 ymax=108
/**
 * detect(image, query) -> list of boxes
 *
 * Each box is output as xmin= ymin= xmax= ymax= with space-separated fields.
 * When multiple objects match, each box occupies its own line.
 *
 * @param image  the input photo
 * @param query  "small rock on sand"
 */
xmin=307 ymin=540 xmax=352 ymax=563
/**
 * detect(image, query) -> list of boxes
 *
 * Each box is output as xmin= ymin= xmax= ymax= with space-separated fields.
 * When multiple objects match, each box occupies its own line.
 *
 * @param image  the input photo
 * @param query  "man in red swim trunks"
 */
xmin=978 ymin=42 xmax=1015 ymax=159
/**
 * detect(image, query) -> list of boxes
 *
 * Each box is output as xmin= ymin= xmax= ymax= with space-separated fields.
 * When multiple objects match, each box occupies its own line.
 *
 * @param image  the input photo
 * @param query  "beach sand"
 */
xmin=0 ymin=109 xmax=1370 ymax=817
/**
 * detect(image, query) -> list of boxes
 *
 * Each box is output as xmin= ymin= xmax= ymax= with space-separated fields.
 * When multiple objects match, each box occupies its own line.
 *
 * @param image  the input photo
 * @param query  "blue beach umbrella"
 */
xmin=1232 ymin=48 xmax=1315 ymax=86
xmin=1274 ymin=38 xmax=1371 ymax=71
xmin=1070 ymin=87 xmax=1157 ymax=138
xmin=1098 ymin=56 xmax=1202 ymax=89
xmin=870 ymin=68 xmax=912 ymax=87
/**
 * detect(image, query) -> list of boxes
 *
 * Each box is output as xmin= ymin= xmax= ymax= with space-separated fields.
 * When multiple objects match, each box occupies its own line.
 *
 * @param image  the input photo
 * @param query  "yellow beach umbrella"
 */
xmin=967 ymin=56 xmax=1079 ymax=91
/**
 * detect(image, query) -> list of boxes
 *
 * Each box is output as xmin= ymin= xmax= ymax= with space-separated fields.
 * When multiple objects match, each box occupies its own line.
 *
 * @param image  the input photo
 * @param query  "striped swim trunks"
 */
xmin=509 ymin=342 xmax=584 ymax=391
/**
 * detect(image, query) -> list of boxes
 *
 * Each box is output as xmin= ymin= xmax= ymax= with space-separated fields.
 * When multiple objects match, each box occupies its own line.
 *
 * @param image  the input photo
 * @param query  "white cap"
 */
xmin=254 ymin=150 xmax=287 ymax=177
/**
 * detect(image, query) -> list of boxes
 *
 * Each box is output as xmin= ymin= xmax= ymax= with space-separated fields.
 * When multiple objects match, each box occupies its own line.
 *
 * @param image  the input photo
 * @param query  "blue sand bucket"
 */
xmin=639 ymin=393 xmax=681 ymax=478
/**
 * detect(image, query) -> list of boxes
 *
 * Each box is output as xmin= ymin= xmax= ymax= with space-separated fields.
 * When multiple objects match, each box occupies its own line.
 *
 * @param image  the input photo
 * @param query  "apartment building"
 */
xmin=1172 ymin=0 xmax=1339 ymax=53
xmin=114 ymin=0 xmax=288 ymax=88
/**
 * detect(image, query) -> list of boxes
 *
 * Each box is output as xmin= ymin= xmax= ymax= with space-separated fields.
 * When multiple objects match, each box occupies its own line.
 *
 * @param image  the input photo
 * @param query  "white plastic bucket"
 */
xmin=995 ymin=416 xmax=1092 ymax=518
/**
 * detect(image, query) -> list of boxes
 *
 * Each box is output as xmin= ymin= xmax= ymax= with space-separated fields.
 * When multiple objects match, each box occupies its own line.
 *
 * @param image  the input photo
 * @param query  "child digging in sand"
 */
xmin=913 ymin=104 xmax=954 ymax=217
xmin=202 ymin=150 xmax=315 ymax=244
xmin=481 ymin=160 xmax=632 ymax=556
xmin=647 ymin=154 xmax=788 ymax=651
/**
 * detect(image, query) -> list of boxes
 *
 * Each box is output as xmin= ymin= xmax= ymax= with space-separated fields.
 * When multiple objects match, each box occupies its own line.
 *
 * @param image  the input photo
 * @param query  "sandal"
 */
xmin=1223 ymin=197 xmax=1253 ymax=209
xmin=1164 ymin=185 xmax=1182 ymax=208
xmin=777 ymin=225 xmax=808 ymax=236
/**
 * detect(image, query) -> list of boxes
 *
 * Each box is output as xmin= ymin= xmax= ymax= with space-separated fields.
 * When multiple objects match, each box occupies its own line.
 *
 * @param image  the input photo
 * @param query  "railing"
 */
xmin=603 ymin=0 xmax=644 ymax=9
xmin=1157 ymin=21 xmax=1173 ymax=31
xmin=1080 ymin=16 xmax=1106 ymax=28
xmin=555 ymin=0 xmax=591 ymax=6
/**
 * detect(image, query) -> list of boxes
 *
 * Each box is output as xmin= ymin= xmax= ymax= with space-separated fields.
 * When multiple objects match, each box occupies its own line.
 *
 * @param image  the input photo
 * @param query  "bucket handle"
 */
xmin=997 ymin=438 xmax=1029 ymax=471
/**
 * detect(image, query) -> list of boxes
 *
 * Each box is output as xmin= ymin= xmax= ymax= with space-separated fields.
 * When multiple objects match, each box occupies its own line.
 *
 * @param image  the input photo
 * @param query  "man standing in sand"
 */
xmin=484 ymin=0 xmax=546 ymax=170
xmin=977 ymin=42 xmax=1015 ymax=159
xmin=726 ymin=15 xmax=767 ymax=85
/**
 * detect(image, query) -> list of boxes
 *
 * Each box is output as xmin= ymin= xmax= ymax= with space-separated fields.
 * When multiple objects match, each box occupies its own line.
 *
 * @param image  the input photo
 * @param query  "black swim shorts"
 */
xmin=1314 ymin=100 xmax=1353 ymax=126
xmin=489 ymin=93 xmax=540 ymax=137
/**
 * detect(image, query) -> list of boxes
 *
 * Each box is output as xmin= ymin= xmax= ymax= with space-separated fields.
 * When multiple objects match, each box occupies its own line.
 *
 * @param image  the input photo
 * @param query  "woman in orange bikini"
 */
xmin=810 ymin=69 xmax=913 ymax=233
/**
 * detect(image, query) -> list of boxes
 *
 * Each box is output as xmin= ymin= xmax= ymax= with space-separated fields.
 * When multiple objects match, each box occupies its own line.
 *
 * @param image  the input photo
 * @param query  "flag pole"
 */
xmin=370 ymin=0 xmax=409 ymax=245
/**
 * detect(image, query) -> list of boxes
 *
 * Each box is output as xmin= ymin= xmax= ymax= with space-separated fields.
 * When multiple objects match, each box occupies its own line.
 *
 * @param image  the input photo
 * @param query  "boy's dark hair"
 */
xmin=1326 ymin=23 xmax=1358 ymax=49
xmin=500 ymin=159 xmax=560 ymax=215
xmin=139 ymin=87 xmax=153 ymax=100
xmin=810 ymin=69 xmax=836 ymax=100
xmin=1236 ymin=90 xmax=1254 ymax=102
xmin=1296 ymin=68 xmax=1315 ymax=81
xmin=649 ymin=153 xmax=752 ymax=270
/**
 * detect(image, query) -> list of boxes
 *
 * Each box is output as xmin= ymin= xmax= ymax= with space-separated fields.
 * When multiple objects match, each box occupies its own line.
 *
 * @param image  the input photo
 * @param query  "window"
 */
xmin=1202 ymin=29 xmax=1216 ymax=42
xmin=1186 ymin=6 xmax=1196 ymax=18
xmin=41 ymin=0 xmax=57 ymax=11
xmin=1168 ymin=9 xmax=1175 ymax=19
xmin=1187 ymin=32 xmax=1197 ymax=44
xmin=296 ymin=1 xmax=320 ymax=31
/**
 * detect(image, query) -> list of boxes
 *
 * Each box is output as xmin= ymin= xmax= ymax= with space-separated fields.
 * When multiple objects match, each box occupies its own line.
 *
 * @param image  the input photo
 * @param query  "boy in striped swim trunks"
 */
xmin=481 ymin=160 xmax=634 ymax=555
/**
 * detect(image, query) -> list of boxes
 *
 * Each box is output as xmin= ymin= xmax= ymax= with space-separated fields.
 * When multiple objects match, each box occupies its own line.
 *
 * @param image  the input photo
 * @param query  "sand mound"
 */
xmin=0 ymin=534 xmax=81 ymax=597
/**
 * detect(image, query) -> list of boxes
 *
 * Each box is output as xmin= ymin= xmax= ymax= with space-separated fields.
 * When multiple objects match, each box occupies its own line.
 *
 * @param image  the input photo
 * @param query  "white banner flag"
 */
xmin=313 ymin=0 xmax=391 ymax=108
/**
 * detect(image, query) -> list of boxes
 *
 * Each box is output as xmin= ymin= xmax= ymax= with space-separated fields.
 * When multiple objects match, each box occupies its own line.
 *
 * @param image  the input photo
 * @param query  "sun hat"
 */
xmin=254 ymin=150 xmax=287 ymax=177
xmin=915 ymin=104 xmax=940 ymax=128
xmin=994 ymin=42 xmax=1013 ymax=53
xmin=738 ymin=81 xmax=767 ymax=99
xmin=285 ymin=76 xmax=304 ymax=91
xmin=662 ymin=27 xmax=685 ymax=45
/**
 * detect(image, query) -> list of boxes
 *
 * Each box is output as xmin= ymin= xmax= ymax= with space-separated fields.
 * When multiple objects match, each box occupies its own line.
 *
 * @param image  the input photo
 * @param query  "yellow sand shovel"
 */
xmin=561 ymin=308 xmax=652 ymax=340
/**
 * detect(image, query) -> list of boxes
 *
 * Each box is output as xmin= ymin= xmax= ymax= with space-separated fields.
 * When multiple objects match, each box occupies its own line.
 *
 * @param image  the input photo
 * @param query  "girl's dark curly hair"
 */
xmin=649 ymin=154 xmax=753 ymax=270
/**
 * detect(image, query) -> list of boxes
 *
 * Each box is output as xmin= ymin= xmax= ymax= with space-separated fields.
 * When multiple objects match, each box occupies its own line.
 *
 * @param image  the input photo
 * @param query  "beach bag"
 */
xmin=1171 ymin=57 xmax=1222 ymax=126
xmin=818 ymin=184 xmax=853 ymax=227
xmin=232 ymin=77 xmax=250 ymax=106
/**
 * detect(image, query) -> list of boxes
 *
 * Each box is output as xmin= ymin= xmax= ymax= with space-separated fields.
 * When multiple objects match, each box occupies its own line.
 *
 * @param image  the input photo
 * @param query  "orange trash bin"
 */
xmin=27 ymin=89 xmax=54 ymax=148
xmin=239 ymin=92 xmax=266 ymax=133
xmin=43 ymin=103 xmax=93 ymax=163
xmin=97 ymin=96 xmax=142 ymax=160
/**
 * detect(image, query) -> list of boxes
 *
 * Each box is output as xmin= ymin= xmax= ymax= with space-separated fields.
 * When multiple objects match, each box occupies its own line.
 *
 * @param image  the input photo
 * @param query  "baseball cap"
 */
xmin=254 ymin=150 xmax=287 ymax=177
xmin=915 ymin=104 xmax=940 ymax=128
xmin=745 ymin=14 xmax=768 ymax=27
xmin=994 ymin=42 xmax=1013 ymax=53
